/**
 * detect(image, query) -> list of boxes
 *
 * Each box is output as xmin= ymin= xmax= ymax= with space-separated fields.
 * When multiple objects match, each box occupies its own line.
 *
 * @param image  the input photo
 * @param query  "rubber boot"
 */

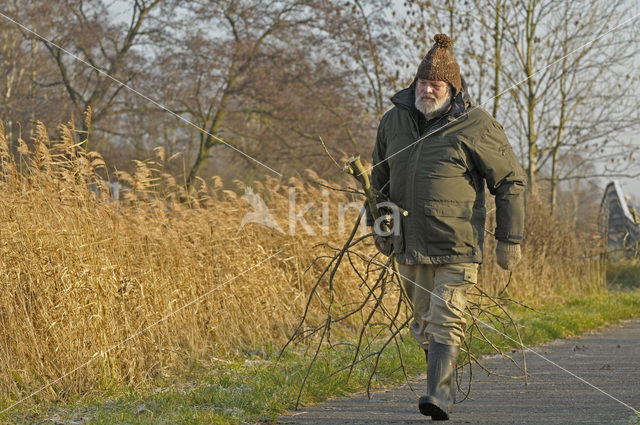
xmin=418 ymin=340 xmax=459 ymax=421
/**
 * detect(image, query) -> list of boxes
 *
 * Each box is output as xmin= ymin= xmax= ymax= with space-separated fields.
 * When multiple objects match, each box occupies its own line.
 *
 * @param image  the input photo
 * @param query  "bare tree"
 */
xmin=0 ymin=18 xmax=30 ymax=139
xmin=21 ymin=0 xmax=163 ymax=147
xmin=0 ymin=10 xmax=70 ymax=140
xmin=496 ymin=0 xmax=640 ymax=205
xmin=152 ymin=0 xmax=322 ymax=188
xmin=150 ymin=0 xmax=385 ymax=187
xmin=314 ymin=0 xmax=399 ymax=121
xmin=466 ymin=0 xmax=509 ymax=117
xmin=541 ymin=0 xmax=640 ymax=207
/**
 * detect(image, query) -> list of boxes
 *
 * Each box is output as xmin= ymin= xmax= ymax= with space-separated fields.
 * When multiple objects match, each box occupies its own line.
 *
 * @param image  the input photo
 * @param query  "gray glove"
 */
xmin=496 ymin=241 xmax=521 ymax=270
xmin=374 ymin=234 xmax=393 ymax=256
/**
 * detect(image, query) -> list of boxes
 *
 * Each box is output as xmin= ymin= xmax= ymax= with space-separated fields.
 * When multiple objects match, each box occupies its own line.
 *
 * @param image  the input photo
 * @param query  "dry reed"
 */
xmin=0 ymin=121 xmax=602 ymax=403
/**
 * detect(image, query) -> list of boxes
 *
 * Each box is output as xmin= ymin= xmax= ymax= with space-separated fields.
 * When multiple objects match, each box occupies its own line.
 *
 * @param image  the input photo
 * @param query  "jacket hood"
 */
xmin=390 ymin=77 xmax=473 ymax=120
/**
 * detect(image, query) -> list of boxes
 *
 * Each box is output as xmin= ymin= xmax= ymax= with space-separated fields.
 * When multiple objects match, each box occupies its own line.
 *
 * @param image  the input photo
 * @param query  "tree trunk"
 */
xmin=185 ymin=103 xmax=230 ymax=190
xmin=549 ymin=146 xmax=559 ymax=211
xmin=525 ymin=0 xmax=537 ymax=192
xmin=492 ymin=0 xmax=502 ymax=118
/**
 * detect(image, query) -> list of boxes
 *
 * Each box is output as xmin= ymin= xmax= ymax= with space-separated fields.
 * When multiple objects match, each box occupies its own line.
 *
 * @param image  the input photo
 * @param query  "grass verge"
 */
xmin=4 ymin=287 xmax=640 ymax=425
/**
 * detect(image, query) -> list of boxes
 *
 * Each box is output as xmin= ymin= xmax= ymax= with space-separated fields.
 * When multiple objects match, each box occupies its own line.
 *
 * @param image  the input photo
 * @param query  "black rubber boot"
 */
xmin=418 ymin=340 xmax=459 ymax=421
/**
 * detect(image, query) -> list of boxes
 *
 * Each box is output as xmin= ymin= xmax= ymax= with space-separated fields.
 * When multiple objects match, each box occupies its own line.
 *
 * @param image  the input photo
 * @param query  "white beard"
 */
xmin=415 ymin=87 xmax=452 ymax=119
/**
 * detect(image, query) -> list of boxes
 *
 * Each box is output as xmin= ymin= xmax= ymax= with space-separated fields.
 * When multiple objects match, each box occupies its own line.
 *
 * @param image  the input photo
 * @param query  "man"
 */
xmin=368 ymin=34 xmax=526 ymax=420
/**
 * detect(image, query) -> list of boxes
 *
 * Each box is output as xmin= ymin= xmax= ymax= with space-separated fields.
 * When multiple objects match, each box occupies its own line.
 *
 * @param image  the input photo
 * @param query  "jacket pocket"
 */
xmin=423 ymin=201 xmax=473 ymax=219
xmin=423 ymin=201 xmax=475 ymax=256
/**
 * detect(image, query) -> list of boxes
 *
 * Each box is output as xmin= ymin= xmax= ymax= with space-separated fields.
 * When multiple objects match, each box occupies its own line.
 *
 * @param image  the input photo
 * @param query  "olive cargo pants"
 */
xmin=396 ymin=262 xmax=478 ymax=347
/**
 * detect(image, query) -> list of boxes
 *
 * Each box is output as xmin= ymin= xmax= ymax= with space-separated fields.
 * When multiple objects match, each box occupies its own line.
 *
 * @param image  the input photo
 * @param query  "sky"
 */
xmin=618 ymin=179 xmax=640 ymax=205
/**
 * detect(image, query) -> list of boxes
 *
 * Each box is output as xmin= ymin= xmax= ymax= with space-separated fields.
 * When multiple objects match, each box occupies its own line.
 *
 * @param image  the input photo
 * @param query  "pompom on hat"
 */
xmin=415 ymin=34 xmax=462 ymax=96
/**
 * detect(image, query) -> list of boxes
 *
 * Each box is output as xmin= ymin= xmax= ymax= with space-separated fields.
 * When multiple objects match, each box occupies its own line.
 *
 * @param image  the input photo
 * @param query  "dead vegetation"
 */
xmin=0 ymin=121 xmax=603 ymax=405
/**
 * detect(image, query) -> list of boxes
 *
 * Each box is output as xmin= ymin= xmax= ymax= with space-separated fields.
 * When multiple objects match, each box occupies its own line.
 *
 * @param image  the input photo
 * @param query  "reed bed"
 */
xmin=0 ymin=121 xmax=602 ymax=403
xmin=480 ymin=193 xmax=604 ymax=304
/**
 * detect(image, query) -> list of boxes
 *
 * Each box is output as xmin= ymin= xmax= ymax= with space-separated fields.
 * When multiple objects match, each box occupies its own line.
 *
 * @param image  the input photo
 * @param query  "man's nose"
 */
xmin=419 ymin=84 xmax=432 ymax=95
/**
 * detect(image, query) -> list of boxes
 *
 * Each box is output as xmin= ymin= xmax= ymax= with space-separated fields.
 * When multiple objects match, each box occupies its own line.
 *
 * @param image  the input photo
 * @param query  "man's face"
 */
xmin=415 ymin=79 xmax=452 ymax=118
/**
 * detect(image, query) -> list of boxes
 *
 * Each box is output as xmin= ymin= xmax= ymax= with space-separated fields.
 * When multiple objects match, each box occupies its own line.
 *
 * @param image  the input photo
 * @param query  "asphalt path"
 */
xmin=278 ymin=319 xmax=640 ymax=425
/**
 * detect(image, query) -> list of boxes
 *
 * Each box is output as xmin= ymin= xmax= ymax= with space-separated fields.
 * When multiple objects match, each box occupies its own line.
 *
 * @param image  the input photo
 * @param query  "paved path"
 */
xmin=279 ymin=319 xmax=640 ymax=425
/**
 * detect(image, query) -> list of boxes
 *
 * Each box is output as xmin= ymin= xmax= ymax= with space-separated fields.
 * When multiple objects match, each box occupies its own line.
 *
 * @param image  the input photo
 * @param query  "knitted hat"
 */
xmin=416 ymin=34 xmax=461 ymax=96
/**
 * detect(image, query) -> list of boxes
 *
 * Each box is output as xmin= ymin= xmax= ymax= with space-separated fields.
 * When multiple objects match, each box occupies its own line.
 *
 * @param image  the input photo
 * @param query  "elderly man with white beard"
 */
xmin=367 ymin=34 xmax=526 ymax=421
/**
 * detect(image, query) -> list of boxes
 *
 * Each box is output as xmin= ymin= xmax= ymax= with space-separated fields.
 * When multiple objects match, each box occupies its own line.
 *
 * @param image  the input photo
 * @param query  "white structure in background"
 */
xmin=106 ymin=180 xmax=128 ymax=202
xmin=599 ymin=181 xmax=640 ymax=259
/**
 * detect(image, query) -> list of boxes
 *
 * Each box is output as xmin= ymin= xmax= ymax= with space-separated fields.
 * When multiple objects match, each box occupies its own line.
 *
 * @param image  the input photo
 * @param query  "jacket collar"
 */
xmin=391 ymin=77 xmax=473 ymax=121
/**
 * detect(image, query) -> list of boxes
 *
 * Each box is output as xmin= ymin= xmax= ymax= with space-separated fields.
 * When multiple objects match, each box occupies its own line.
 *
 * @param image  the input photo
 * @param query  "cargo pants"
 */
xmin=396 ymin=262 xmax=478 ymax=347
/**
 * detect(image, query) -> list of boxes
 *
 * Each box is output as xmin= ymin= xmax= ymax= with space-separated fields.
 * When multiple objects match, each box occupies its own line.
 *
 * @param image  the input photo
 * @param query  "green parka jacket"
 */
xmin=370 ymin=81 xmax=526 ymax=265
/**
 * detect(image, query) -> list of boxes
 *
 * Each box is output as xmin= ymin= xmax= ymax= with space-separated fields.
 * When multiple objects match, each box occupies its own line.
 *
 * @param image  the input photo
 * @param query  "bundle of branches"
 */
xmin=279 ymin=156 xmax=532 ymax=409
